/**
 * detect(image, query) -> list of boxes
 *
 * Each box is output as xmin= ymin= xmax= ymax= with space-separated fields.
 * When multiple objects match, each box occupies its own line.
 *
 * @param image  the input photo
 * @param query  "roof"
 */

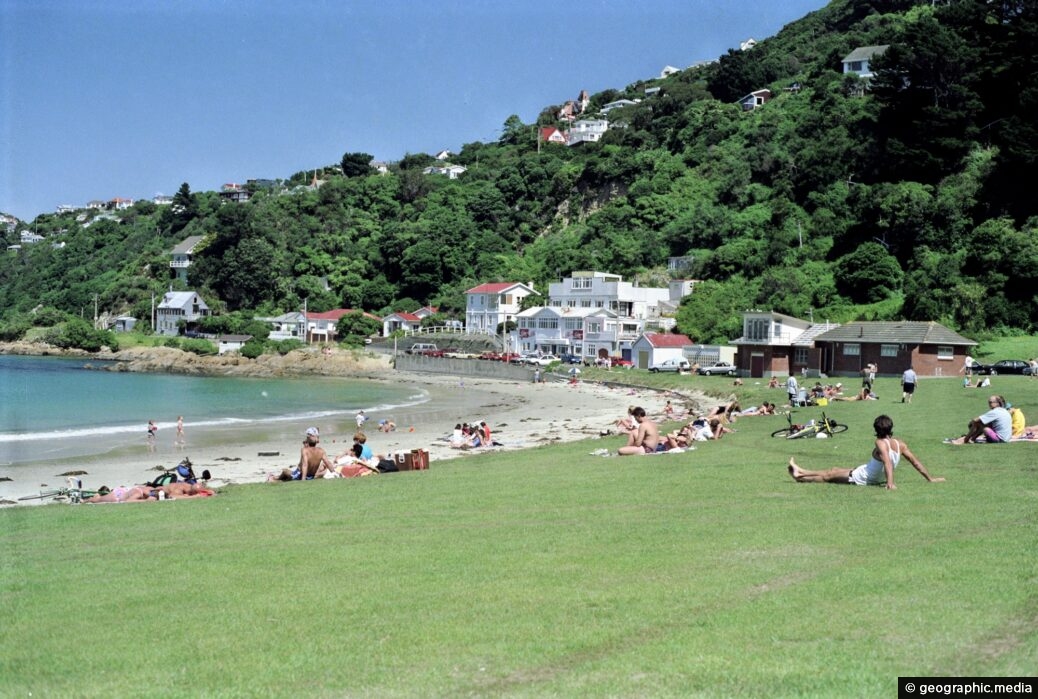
xmin=640 ymin=332 xmax=693 ymax=348
xmin=171 ymin=235 xmax=204 ymax=255
xmin=383 ymin=311 xmax=421 ymax=323
xmin=158 ymin=291 xmax=204 ymax=309
xmin=217 ymin=334 xmax=253 ymax=342
xmin=812 ymin=321 xmax=975 ymax=347
xmin=465 ymin=282 xmax=537 ymax=295
xmin=307 ymin=309 xmax=380 ymax=321
xmin=791 ymin=322 xmax=842 ymax=347
xmin=842 ymin=45 xmax=889 ymax=63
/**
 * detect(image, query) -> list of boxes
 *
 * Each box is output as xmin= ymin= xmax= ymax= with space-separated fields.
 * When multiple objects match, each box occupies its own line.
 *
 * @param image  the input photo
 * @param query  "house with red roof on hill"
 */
xmin=305 ymin=308 xmax=382 ymax=343
xmin=630 ymin=332 xmax=694 ymax=370
xmin=539 ymin=127 xmax=567 ymax=145
xmin=465 ymin=282 xmax=539 ymax=336
xmin=382 ymin=306 xmax=438 ymax=336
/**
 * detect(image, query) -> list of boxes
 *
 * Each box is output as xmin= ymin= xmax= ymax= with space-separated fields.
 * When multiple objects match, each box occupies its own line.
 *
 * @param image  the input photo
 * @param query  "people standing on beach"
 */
xmin=174 ymin=415 xmax=185 ymax=450
xmin=147 ymin=420 xmax=158 ymax=452
xmin=356 ymin=410 xmax=368 ymax=429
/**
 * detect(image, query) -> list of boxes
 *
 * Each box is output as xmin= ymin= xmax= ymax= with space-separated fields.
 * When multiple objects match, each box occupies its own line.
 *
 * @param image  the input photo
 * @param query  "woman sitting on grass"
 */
xmin=787 ymin=415 xmax=945 ymax=490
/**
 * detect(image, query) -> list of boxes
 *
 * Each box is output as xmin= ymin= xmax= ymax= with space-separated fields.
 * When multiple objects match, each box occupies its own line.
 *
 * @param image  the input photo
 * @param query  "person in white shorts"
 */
xmin=787 ymin=415 xmax=945 ymax=490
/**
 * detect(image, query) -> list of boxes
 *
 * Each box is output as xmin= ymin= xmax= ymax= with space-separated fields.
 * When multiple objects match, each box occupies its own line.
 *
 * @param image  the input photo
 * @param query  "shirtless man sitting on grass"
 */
xmin=618 ymin=407 xmax=660 ymax=455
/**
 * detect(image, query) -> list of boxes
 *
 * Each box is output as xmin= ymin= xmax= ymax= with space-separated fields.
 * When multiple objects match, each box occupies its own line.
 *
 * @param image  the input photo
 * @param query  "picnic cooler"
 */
xmin=816 ymin=397 xmax=829 ymax=406
xmin=394 ymin=449 xmax=430 ymax=471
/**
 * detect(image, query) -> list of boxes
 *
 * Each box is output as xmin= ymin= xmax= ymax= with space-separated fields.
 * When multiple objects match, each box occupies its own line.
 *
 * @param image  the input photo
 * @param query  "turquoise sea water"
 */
xmin=0 ymin=354 xmax=427 ymax=465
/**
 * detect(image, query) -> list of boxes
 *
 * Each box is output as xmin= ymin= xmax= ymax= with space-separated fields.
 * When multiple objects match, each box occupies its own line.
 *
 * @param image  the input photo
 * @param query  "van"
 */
xmin=407 ymin=342 xmax=439 ymax=355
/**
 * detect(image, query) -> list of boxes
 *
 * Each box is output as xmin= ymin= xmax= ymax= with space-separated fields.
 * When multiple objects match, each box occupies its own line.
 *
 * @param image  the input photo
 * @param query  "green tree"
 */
xmin=340 ymin=152 xmax=374 ymax=178
xmin=833 ymin=242 xmax=904 ymax=303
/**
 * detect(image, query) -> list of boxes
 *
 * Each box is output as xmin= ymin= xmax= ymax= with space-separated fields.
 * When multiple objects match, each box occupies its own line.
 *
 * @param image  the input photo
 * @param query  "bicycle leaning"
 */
xmin=771 ymin=411 xmax=849 ymax=439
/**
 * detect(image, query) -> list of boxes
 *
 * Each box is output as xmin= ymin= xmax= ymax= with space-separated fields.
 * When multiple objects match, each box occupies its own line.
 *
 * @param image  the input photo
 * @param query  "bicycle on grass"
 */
xmin=771 ymin=411 xmax=849 ymax=439
xmin=17 ymin=477 xmax=98 ymax=504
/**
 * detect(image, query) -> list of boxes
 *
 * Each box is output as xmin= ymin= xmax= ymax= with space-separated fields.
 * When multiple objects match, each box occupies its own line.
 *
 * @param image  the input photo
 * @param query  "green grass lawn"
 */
xmin=3 ymin=375 xmax=1036 ymax=697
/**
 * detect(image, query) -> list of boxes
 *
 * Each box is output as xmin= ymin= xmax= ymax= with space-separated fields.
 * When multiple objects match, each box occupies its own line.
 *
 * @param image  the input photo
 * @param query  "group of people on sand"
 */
xmin=448 ymin=421 xmax=498 ymax=449
xmin=85 ymin=459 xmax=213 ymax=503
xmin=267 ymin=427 xmax=397 ymax=481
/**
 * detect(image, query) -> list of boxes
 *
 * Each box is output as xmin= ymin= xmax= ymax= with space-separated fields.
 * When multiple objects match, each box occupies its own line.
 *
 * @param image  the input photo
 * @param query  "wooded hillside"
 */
xmin=3 ymin=0 xmax=1036 ymax=344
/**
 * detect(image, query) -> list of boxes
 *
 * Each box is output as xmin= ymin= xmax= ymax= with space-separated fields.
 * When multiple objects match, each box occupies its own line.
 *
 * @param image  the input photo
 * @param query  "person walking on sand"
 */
xmin=787 ymin=415 xmax=944 ymax=490
xmin=174 ymin=415 xmax=186 ymax=450
xmin=147 ymin=420 xmax=158 ymax=452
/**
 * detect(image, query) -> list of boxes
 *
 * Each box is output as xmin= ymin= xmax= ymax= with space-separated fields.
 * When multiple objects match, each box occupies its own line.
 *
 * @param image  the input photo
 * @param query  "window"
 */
xmin=843 ymin=343 xmax=860 ymax=356
xmin=537 ymin=318 xmax=558 ymax=329
xmin=881 ymin=344 xmax=898 ymax=357
xmin=586 ymin=322 xmax=601 ymax=334
xmin=937 ymin=345 xmax=953 ymax=360
xmin=571 ymin=277 xmax=592 ymax=290
xmin=794 ymin=348 xmax=808 ymax=364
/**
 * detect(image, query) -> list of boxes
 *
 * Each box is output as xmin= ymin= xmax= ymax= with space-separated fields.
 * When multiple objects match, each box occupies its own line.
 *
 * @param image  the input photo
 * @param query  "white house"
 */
xmin=382 ymin=306 xmax=438 ymax=336
xmin=515 ymin=271 xmax=689 ymax=360
xmin=660 ymin=65 xmax=681 ymax=78
xmin=217 ymin=334 xmax=253 ymax=355
xmin=170 ymin=235 xmax=205 ymax=283
xmin=631 ymin=332 xmax=694 ymax=370
xmin=306 ymin=309 xmax=382 ymax=343
xmin=567 ymin=120 xmax=609 ymax=146
xmin=258 ymin=311 xmax=306 ymax=341
xmin=422 ymin=164 xmax=467 ymax=179
xmin=20 ymin=231 xmax=45 ymax=244
xmin=156 ymin=291 xmax=210 ymax=336
xmin=434 ymin=149 xmax=452 ymax=161
xmin=599 ymin=99 xmax=640 ymax=115
xmin=465 ymin=282 xmax=538 ymax=336
xmin=842 ymin=45 xmax=888 ymax=80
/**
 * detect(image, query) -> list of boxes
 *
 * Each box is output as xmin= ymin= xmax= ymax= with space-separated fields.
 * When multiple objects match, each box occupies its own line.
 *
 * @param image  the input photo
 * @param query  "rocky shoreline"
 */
xmin=0 ymin=341 xmax=394 ymax=380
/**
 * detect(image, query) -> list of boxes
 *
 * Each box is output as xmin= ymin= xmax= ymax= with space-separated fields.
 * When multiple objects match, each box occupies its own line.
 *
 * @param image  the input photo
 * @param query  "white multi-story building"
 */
xmin=566 ymin=119 xmax=609 ymax=146
xmin=513 ymin=271 xmax=689 ymax=360
xmin=464 ymin=282 xmax=539 ymax=336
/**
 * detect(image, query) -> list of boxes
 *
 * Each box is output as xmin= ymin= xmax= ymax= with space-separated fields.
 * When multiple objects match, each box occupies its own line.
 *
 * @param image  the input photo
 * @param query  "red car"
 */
xmin=610 ymin=357 xmax=634 ymax=368
xmin=478 ymin=351 xmax=501 ymax=361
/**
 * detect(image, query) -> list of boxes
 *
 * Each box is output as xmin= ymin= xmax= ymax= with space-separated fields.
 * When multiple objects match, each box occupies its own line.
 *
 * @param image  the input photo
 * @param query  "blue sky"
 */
xmin=1 ymin=0 xmax=828 ymax=221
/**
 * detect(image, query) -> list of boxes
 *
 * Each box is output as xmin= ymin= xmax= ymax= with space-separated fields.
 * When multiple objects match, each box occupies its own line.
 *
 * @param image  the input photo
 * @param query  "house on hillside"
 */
xmin=631 ymin=332 xmax=694 ymax=370
xmin=307 ymin=309 xmax=383 ymax=344
xmin=539 ymin=127 xmax=568 ymax=145
xmin=600 ymin=99 xmax=640 ymax=115
xmin=156 ymin=291 xmax=210 ymax=336
xmin=382 ymin=306 xmax=438 ymax=336
xmin=465 ymin=282 xmax=538 ymax=336
xmin=170 ymin=235 xmax=205 ymax=283
xmin=257 ymin=311 xmax=306 ymax=341
xmin=421 ymin=164 xmax=467 ymax=179
xmin=812 ymin=321 xmax=975 ymax=378
xmin=567 ymin=119 xmax=609 ymax=146
xmin=842 ymin=45 xmax=888 ymax=80
xmin=738 ymin=89 xmax=772 ymax=111
xmin=219 ymin=183 xmax=250 ymax=203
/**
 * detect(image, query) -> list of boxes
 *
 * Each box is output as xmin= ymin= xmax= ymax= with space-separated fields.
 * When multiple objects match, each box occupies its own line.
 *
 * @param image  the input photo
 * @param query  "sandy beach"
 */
xmin=1 ymin=367 xmax=709 ymax=505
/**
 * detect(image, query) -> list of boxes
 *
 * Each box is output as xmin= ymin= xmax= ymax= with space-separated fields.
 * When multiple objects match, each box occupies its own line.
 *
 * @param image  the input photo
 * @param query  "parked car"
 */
xmin=406 ymin=342 xmax=438 ymax=355
xmin=558 ymin=353 xmax=583 ymax=365
xmin=610 ymin=357 xmax=634 ymax=368
xmin=972 ymin=359 xmax=1031 ymax=376
xmin=649 ymin=358 xmax=691 ymax=373
xmin=478 ymin=351 xmax=501 ymax=361
xmin=697 ymin=361 xmax=738 ymax=376
xmin=524 ymin=354 xmax=560 ymax=366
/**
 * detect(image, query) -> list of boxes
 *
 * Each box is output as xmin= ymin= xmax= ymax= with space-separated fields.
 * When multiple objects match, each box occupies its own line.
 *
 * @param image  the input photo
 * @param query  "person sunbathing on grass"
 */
xmin=161 ymin=481 xmax=216 ymax=498
xmin=84 ymin=485 xmax=159 ymax=503
xmin=787 ymin=415 xmax=944 ymax=490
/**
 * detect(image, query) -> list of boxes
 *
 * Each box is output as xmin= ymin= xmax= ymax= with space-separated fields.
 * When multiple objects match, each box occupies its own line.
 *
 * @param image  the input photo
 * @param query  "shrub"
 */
xmin=47 ymin=318 xmax=116 ymax=352
xmin=164 ymin=337 xmax=182 ymax=349
xmin=181 ymin=338 xmax=217 ymax=356
xmin=240 ymin=339 xmax=265 ymax=359
xmin=274 ymin=339 xmax=303 ymax=355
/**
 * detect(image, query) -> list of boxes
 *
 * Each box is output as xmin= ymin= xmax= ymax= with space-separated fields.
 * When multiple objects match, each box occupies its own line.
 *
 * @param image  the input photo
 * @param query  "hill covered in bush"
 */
xmin=3 ymin=0 xmax=1036 ymax=344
